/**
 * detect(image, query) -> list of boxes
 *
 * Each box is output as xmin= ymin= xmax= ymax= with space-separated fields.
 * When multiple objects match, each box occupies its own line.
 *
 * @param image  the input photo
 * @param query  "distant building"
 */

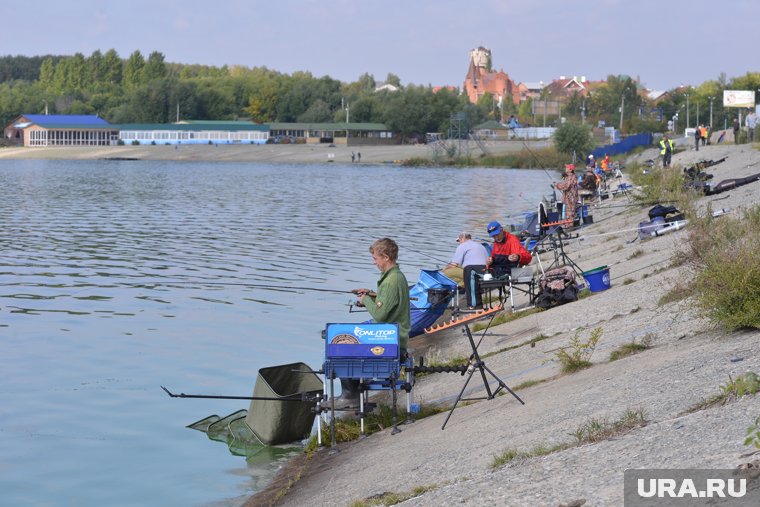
xmin=3 ymin=114 xmax=118 ymax=147
xmin=463 ymin=46 xmax=520 ymax=106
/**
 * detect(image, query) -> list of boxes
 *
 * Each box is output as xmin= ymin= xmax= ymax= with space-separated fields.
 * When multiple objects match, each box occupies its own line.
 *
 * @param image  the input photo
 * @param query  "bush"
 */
xmin=685 ymin=205 xmax=760 ymax=330
xmin=552 ymin=122 xmax=596 ymax=157
xmin=131 ymin=140 xmax=140 ymax=146
xmin=555 ymin=327 xmax=601 ymax=373
xmin=117 ymin=139 xmax=125 ymax=146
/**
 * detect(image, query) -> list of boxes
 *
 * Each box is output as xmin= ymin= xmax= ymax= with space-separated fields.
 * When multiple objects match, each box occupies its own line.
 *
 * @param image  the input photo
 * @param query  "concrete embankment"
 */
xmin=247 ymin=143 xmax=760 ymax=507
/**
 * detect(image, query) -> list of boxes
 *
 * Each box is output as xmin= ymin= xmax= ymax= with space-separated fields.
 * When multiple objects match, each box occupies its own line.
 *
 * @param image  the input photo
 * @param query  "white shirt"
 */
xmin=450 ymin=239 xmax=489 ymax=267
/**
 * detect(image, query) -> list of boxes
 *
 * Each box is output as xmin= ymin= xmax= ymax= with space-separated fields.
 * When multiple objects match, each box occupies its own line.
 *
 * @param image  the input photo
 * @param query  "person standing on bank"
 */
xmin=695 ymin=125 xmax=702 ymax=151
xmin=443 ymin=232 xmax=489 ymax=310
xmin=554 ymin=164 xmax=579 ymax=221
xmin=660 ymin=134 xmax=674 ymax=167
xmin=733 ymin=118 xmax=741 ymax=144
xmin=746 ymin=110 xmax=757 ymax=143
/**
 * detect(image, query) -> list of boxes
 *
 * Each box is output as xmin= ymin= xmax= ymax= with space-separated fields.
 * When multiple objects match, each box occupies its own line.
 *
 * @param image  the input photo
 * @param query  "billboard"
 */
xmin=723 ymin=90 xmax=756 ymax=108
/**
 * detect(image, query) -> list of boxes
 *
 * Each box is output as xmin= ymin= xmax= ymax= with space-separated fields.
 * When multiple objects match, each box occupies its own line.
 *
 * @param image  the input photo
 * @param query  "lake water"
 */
xmin=0 ymin=159 xmax=554 ymax=506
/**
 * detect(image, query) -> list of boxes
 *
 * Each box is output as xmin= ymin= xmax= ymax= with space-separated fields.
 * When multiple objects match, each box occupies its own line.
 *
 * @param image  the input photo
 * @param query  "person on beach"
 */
xmin=660 ymin=134 xmax=674 ymax=167
xmin=586 ymin=153 xmax=596 ymax=170
xmin=695 ymin=125 xmax=702 ymax=151
xmin=554 ymin=164 xmax=579 ymax=221
xmin=443 ymin=232 xmax=489 ymax=310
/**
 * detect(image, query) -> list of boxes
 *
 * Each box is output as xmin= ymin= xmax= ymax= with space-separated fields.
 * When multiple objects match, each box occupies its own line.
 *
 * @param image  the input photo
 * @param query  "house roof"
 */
xmin=269 ymin=122 xmax=389 ymax=131
xmin=117 ymin=123 xmax=268 ymax=131
xmin=474 ymin=120 xmax=508 ymax=130
xmin=21 ymin=114 xmax=110 ymax=126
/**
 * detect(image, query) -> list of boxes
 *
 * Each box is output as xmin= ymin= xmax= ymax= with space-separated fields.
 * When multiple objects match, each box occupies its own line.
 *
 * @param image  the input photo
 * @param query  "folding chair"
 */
xmin=507 ymin=266 xmax=536 ymax=312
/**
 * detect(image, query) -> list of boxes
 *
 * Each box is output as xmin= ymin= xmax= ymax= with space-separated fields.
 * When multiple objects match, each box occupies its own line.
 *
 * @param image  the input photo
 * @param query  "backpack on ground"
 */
xmin=534 ymin=266 xmax=578 ymax=309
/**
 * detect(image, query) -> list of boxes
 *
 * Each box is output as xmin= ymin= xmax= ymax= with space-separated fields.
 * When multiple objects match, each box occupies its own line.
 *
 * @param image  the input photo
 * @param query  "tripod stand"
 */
xmin=441 ymin=313 xmax=524 ymax=430
xmin=533 ymin=226 xmax=583 ymax=277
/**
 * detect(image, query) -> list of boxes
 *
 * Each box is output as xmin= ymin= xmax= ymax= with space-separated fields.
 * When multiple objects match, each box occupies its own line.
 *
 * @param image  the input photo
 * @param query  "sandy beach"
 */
xmin=239 ymin=141 xmax=760 ymax=506
xmin=0 ymin=140 xmax=534 ymax=165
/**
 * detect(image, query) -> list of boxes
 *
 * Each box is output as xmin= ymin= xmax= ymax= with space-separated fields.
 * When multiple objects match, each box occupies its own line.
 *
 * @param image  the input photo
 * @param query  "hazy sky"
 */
xmin=4 ymin=0 xmax=758 ymax=91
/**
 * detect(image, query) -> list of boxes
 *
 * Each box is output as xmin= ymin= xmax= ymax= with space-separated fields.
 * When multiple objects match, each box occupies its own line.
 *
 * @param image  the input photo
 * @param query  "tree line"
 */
xmin=1 ymin=51 xmax=758 ymax=139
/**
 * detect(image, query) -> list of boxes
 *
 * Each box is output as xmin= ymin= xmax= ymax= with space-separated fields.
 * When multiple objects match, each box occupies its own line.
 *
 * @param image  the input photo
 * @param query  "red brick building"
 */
xmin=463 ymin=47 xmax=520 ymax=106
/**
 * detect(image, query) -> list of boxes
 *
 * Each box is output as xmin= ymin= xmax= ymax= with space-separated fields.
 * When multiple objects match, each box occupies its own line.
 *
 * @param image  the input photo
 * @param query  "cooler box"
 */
xmin=324 ymin=323 xmax=400 ymax=380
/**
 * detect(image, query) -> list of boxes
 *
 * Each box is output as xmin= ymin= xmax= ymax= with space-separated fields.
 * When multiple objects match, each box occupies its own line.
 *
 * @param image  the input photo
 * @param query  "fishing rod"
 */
xmin=161 ymin=386 xmax=320 ymax=402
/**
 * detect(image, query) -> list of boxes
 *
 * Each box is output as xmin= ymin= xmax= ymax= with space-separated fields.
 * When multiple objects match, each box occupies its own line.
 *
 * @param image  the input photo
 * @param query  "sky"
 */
xmin=4 ymin=0 xmax=759 ymax=91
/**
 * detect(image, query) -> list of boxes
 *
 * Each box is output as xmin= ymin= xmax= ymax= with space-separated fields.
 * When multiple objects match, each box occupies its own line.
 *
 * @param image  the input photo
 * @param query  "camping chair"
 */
xmin=474 ymin=265 xmax=536 ymax=313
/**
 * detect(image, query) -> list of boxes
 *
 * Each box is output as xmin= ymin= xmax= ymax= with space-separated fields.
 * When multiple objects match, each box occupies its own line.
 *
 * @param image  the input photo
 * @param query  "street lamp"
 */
xmin=709 ymin=97 xmax=714 ymax=128
xmin=685 ymin=93 xmax=690 ymax=129
xmin=581 ymin=96 xmax=586 ymax=124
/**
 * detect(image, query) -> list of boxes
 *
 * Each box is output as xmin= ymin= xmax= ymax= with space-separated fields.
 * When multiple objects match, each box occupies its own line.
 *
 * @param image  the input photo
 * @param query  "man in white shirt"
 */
xmin=443 ymin=232 xmax=490 ymax=309
xmin=746 ymin=111 xmax=757 ymax=143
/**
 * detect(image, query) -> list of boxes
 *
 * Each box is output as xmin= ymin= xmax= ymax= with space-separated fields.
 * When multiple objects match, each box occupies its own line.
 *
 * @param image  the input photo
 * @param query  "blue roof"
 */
xmin=22 ymin=114 xmax=110 ymax=126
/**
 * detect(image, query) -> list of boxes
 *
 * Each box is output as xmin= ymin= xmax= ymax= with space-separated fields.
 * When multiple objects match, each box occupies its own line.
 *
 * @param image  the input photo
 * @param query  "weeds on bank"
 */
xmin=405 ymin=146 xmax=567 ymax=169
xmin=658 ymin=281 xmax=693 ymax=306
xmin=351 ymin=483 xmax=442 ymax=507
xmin=554 ymin=327 xmax=602 ymax=373
xmin=684 ymin=372 xmax=760 ymax=414
xmin=471 ymin=306 xmax=544 ymax=332
xmin=684 ymin=205 xmax=760 ymax=330
xmin=480 ymin=332 xmax=551 ymax=360
xmin=490 ymin=408 xmax=647 ymax=469
xmin=570 ymin=408 xmax=647 ymax=445
xmin=609 ymin=333 xmax=654 ymax=361
xmin=745 ymin=416 xmax=760 ymax=450
xmin=629 ymin=164 xmax=699 ymax=211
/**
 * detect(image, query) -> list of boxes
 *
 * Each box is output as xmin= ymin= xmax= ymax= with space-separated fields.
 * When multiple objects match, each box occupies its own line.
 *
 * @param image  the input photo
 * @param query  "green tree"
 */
xmin=38 ymin=58 xmax=55 ymax=91
xmin=553 ymin=122 xmax=595 ymax=157
xmin=124 ymin=50 xmax=146 ymax=88
xmin=144 ymin=51 xmax=167 ymax=82
xmin=102 ymin=49 xmax=123 ymax=86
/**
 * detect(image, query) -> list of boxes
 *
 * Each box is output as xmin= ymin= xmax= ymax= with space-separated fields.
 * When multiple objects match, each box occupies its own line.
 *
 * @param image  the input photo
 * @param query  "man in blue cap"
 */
xmin=485 ymin=221 xmax=532 ymax=277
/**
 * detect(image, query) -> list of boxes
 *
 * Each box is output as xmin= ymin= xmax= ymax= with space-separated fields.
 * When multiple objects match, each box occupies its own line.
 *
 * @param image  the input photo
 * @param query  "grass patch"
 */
xmin=609 ymin=334 xmax=654 ymax=361
xmin=491 ymin=408 xmax=647 ymax=469
xmin=490 ymin=442 xmax=569 ymax=469
xmin=471 ymin=306 xmax=544 ymax=332
xmin=480 ymin=332 xmax=551 ymax=359
xmin=685 ymin=205 xmax=760 ymax=330
xmin=622 ymin=278 xmax=635 ymax=285
xmin=570 ymin=408 xmax=647 ymax=445
xmin=658 ymin=280 xmax=692 ymax=306
xmin=404 ymin=145 xmax=566 ymax=169
xmin=512 ymin=377 xmax=552 ymax=391
xmin=555 ymin=327 xmax=602 ymax=373
xmin=684 ymin=372 xmax=760 ymax=414
xmin=627 ymin=249 xmax=644 ymax=260
xmin=351 ymin=484 xmax=440 ymax=507
xmin=629 ymin=164 xmax=699 ymax=210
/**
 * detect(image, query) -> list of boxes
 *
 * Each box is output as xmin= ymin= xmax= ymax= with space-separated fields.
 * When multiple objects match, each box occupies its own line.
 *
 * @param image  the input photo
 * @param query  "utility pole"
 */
xmin=686 ymin=94 xmax=690 ymax=128
xmin=619 ymin=94 xmax=625 ymax=131
xmin=696 ymin=102 xmax=699 ymax=126
xmin=709 ymin=97 xmax=714 ymax=128
xmin=176 ymin=103 xmax=180 ymax=123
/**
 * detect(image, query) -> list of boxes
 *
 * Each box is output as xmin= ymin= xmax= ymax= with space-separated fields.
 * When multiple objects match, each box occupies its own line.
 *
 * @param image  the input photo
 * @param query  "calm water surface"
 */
xmin=0 ymin=159 xmax=553 ymax=506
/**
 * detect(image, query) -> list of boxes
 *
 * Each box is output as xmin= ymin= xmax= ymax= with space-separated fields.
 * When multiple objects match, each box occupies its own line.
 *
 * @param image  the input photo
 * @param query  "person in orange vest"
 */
xmin=601 ymin=153 xmax=611 ymax=172
xmin=700 ymin=125 xmax=708 ymax=146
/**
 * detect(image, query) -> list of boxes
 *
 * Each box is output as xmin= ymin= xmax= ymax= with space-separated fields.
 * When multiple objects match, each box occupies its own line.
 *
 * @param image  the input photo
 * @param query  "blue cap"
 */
xmin=487 ymin=221 xmax=503 ymax=237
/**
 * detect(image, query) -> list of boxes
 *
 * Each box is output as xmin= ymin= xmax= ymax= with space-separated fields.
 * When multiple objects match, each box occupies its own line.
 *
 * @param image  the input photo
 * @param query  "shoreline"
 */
xmin=0 ymin=141 xmax=534 ymax=165
xmin=247 ymin=142 xmax=760 ymax=506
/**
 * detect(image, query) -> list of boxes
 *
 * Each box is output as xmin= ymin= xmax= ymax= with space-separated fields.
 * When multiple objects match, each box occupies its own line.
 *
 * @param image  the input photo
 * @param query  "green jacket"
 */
xmin=361 ymin=265 xmax=411 ymax=349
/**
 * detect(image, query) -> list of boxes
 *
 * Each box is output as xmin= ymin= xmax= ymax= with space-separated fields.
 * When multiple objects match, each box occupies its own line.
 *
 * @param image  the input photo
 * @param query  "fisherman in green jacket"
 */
xmin=353 ymin=237 xmax=411 ymax=352
xmin=334 ymin=238 xmax=410 ymax=410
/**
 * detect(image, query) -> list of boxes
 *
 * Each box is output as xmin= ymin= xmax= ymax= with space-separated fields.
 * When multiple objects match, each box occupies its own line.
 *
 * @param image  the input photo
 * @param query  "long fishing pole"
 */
xmin=161 ymin=386 xmax=320 ymax=402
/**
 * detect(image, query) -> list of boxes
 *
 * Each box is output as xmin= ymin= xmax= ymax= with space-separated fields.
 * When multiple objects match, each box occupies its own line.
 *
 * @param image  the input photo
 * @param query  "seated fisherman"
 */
xmin=485 ymin=221 xmax=532 ymax=277
xmin=338 ymin=238 xmax=410 ymax=408
xmin=443 ymin=232 xmax=489 ymax=310
xmin=579 ymin=166 xmax=600 ymax=202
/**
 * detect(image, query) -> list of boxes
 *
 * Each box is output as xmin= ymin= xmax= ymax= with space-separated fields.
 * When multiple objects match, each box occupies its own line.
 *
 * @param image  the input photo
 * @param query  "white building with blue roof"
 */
xmin=4 ymin=114 xmax=119 ymax=147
